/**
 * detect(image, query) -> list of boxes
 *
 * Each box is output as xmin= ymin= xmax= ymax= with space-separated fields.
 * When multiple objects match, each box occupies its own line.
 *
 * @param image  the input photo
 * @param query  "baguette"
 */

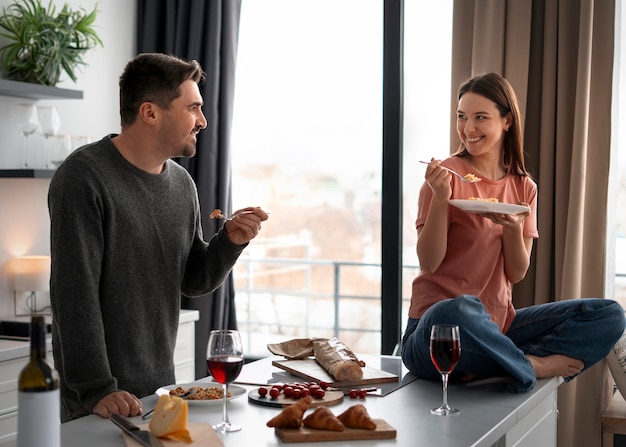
xmin=313 ymin=338 xmax=365 ymax=381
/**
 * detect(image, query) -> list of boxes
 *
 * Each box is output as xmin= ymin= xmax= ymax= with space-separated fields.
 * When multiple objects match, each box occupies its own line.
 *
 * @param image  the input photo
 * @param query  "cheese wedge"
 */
xmin=148 ymin=394 xmax=192 ymax=443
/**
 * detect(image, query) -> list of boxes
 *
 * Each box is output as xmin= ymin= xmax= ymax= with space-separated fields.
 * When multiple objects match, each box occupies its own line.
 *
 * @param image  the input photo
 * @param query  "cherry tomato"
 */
xmin=300 ymin=388 xmax=311 ymax=397
xmin=319 ymin=381 xmax=330 ymax=390
xmin=269 ymin=387 xmax=280 ymax=398
xmin=292 ymin=389 xmax=301 ymax=399
xmin=313 ymin=389 xmax=325 ymax=399
xmin=358 ymin=389 xmax=367 ymax=399
xmin=258 ymin=387 xmax=268 ymax=397
xmin=349 ymin=389 xmax=358 ymax=399
xmin=283 ymin=386 xmax=294 ymax=398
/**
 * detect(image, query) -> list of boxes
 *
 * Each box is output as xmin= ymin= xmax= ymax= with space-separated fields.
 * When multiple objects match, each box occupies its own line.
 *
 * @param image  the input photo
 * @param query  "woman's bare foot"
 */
xmin=526 ymin=354 xmax=584 ymax=378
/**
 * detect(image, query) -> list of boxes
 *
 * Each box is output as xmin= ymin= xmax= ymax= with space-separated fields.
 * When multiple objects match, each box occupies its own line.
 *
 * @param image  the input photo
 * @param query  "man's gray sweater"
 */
xmin=48 ymin=135 xmax=245 ymax=421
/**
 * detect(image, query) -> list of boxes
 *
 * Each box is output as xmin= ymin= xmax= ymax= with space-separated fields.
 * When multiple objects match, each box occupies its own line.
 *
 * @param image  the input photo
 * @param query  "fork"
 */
xmin=222 ymin=210 xmax=256 ymax=220
xmin=419 ymin=161 xmax=479 ymax=183
xmin=141 ymin=387 xmax=197 ymax=420
xmin=224 ymin=210 xmax=271 ymax=220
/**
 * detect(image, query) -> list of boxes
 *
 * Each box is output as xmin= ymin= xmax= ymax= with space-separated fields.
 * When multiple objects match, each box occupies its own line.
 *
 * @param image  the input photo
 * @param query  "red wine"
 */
xmin=430 ymin=338 xmax=461 ymax=374
xmin=208 ymin=355 xmax=244 ymax=384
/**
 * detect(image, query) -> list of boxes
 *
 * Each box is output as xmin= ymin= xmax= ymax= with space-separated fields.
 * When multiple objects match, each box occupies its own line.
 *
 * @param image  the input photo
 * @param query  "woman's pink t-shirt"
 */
xmin=409 ymin=156 xmax=539 ymax=333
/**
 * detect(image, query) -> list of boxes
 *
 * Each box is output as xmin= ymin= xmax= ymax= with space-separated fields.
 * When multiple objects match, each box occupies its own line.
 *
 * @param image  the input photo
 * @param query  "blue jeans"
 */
xmin=401 ymin=295 xmax=626 ymax=393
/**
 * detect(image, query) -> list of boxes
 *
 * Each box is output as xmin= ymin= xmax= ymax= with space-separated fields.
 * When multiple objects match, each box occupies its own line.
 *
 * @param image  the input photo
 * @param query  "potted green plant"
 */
xmin=0 ymin=0 xmax=102 ymax=86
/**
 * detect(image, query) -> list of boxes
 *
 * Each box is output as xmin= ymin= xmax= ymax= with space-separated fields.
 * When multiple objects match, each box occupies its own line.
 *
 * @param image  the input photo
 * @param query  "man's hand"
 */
xmin=92 ymin=390 xmax=143 ymax=418
xmin=224 ymin=207 xmax=269 ymax=245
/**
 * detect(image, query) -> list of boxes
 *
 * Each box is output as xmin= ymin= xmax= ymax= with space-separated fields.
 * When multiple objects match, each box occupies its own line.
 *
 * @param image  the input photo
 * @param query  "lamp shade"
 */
xmin=13 ymin=256 xmax=51 ymax=292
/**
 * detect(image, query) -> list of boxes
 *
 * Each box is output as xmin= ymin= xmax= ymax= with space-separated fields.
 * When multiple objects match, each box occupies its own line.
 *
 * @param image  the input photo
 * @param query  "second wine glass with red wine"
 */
xmin=430 ymin=324 xmax=461 ymax=415
xmin=207 ymin=329 xmax=244 ymax=432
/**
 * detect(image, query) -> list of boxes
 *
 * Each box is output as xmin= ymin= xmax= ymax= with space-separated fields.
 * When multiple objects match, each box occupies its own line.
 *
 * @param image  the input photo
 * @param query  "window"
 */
xmin=231 ymin=1 xmax=449 ymax=357
xmin=611 ymin=2 xmax=626 ymax=307
xmin=231 ymin=1 xmax=624 ymax=360
xmin=402 ymin=0 xmax=453 ymax=331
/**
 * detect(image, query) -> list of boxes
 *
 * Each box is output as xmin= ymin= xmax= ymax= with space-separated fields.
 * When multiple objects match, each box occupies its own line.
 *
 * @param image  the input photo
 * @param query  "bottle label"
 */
xmin=17 ymin=389 xmax=60 ymax=447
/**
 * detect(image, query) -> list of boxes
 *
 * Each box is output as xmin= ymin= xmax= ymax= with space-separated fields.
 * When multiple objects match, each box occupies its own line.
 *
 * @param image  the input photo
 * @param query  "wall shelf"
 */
xmin=0 ymin=79 xmax=83 ymax=100
xmin=0 ymin=170 xmax=54 ymax=179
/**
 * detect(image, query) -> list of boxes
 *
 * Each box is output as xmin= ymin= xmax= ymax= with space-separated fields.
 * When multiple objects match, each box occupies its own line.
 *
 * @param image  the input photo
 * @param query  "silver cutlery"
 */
xmin=419 ymin=160 xmax=481 ymax=183
xmin=223 ymin=210 xmax=256 ymax=220
xmin=111 ymin=413 xmax=164 ymax=447
xmin=141 ymin=387 xmax=197 ymax=420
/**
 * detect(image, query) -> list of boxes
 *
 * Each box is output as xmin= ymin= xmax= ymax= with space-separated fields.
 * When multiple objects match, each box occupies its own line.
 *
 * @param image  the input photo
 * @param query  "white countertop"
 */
xmin=0 ymin=309 xmax=199 ymax=362
xmin=0 ymin=355 xmax=562 ymax=447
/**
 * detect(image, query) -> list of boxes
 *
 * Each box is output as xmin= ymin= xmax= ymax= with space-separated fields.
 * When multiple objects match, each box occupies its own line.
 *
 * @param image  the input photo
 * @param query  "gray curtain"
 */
xmin=451 ymin=1 xmax=616 ymax=446
xmin=136 ymin=0 xmax=242 ymax=378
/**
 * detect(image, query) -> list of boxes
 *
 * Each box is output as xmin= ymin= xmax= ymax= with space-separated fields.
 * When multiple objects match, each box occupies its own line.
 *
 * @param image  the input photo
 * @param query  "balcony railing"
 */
xmin=234 ymin=255 xmax=626 ymax=358
xmin=233 ymin=255 xmax=418 ymax=357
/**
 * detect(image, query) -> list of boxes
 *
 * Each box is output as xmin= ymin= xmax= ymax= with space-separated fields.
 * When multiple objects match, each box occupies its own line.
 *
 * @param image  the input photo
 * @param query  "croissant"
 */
xmin=302 ymin=407 xmax=345 ymax=432
xmin=337 ymin=404 xmax=377 ymax=430
xmin=266 ymin=396 xmax=313 ymax=428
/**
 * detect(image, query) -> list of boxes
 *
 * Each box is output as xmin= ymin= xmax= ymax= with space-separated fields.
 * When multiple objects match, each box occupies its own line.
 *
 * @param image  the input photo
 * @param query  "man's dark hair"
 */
xmin=118 ymin=53 xmax=205 ymax=128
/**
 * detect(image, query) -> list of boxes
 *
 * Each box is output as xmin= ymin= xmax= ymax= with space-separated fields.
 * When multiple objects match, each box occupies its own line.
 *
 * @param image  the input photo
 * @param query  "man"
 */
xmin=48 ymin=53 xmax=268 ymax=422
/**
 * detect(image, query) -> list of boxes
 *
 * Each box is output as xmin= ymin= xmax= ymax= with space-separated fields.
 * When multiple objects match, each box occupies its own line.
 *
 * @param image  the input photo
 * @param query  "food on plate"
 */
xmin=259 ymin=382 xmax=326 ymax=400
xmin=302 ymin=406 xmax=345 ymax=431
xmin=313 ymin=337 xmax=365 ymax=381
xmin=337 ymin=404 xmax=377 ymax=430
xmin=169 ymin=385 xmax=231 ymax=400
xmin=148 ymin=394 xmax=193 ymax=442
xmin=266 ymin=396 xmax=313 ymax=428
xmin=468 ymin=197 xmax=499 ymax=202
xmin=210 ymin=208 xmax=225 ymax=219
xmin=463 ymin=173 xmax=482 ymax=182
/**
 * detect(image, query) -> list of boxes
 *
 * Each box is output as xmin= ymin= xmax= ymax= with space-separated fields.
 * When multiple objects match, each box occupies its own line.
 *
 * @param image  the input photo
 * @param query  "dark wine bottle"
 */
xmin=17 ymin=315 xmax=60 ymax=447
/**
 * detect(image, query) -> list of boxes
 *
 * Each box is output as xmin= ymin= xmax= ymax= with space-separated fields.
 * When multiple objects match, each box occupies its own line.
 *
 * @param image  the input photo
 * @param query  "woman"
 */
xmin=401 ymin=72 xmax=625 ymax=393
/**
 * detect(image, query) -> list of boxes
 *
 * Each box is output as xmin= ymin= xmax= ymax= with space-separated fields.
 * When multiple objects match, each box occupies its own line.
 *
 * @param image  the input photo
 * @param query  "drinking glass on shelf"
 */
xmin=37 ymin=106 xmax=61 ymax=138
xmin=430 ymin=324 xmax=461 ymax=415
xmin=207 ymin=329 xmax=244 ymax=432
xmin=38 ymin=106 xmax=61 ymax=168
xmin=49 ymin=134 xmax=72 ymax=168
xmin=15 ymin=104 xmax=40 ymax=168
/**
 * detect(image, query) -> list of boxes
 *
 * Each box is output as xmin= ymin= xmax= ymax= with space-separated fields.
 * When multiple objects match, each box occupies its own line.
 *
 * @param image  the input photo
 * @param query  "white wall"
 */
xmin=0 ymin=0 xmax=136 ymax=316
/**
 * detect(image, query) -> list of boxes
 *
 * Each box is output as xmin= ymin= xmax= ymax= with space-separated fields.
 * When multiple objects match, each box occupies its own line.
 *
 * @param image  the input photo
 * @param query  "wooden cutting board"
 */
xmin=122 ymin=422 xmax=224 ymax=447
xmin=248 ymin=386 xmax=344 ymax=408
xmin=274 ymin=419 xmax=396 ymax=442
xmin=272 ymin=359 xmax=398 ymax=387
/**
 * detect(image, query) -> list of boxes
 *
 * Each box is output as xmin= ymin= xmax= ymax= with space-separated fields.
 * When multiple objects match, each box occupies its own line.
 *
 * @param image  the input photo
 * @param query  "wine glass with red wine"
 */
xmin=430 ymin=324 xmax=461 ymax=415
xmin=207 ymin=329 xmax=244 ymax=432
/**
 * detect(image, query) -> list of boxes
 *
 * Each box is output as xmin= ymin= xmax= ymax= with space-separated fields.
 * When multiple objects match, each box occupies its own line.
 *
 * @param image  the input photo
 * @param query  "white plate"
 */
xmin=449 ymin=199 xmax=530 ymax=215
xmin=155 ymin=381 xmax=246 ymax=406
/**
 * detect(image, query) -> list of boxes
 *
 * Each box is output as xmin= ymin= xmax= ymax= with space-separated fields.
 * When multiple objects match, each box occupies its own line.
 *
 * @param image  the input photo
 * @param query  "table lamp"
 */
xmin=12 ymin=256 xmax=51 ymax=316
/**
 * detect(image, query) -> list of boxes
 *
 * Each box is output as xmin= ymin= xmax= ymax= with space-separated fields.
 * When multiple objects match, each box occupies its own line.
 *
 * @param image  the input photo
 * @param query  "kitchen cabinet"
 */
xmin=0 ymin=309 xmax=198 ymax=441
xmin=174 ymin=310 xmax=199 ymax=383
xmin=0 ymin=343 xmax=52 ymax=443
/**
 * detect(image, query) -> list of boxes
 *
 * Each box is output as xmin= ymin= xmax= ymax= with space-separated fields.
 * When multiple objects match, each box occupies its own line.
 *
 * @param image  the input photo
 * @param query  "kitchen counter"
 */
xmin=0 ymin=310 xmax=199 ymax=362
xmin=0 ymin=315 xmax=53 ymax=362
xmin=0 ymin=309 xmax=199 ymax=442
xmin=0 ymin=338 xmax=49 ymax=363
xmin=0 ymin=355 xmax=562 ymax=447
